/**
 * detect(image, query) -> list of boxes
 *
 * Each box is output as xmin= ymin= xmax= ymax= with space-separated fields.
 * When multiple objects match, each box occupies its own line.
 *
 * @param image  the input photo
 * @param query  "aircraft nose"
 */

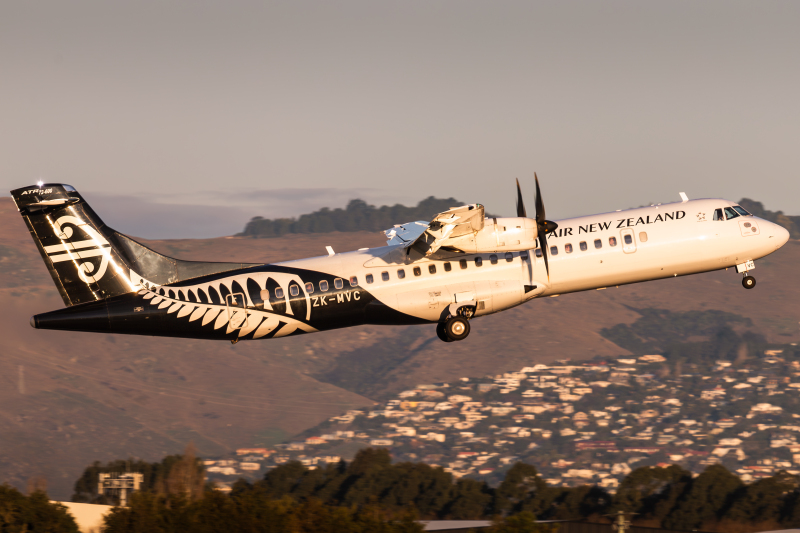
xmin=772 ymin=222 xmax=790 ymax=248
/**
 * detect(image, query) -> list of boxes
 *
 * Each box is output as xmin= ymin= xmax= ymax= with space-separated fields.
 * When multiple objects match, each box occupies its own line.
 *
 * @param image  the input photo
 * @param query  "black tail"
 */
xmin=11 ymin=183 xmax=258 ymax=306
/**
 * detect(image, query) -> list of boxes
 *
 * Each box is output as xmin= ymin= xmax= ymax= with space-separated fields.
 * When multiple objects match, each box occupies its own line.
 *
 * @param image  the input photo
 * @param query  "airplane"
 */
xmin=11 ymin=177 xmax=791 ymax=344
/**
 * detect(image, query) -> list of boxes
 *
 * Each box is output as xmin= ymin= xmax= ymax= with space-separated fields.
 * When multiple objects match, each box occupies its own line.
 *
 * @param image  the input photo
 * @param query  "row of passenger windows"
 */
xmin=159 ymin=253 xmax=527 ymax=303
xmin=535 ymin=232 xmax=648 ymax=257
xmin=161 ymin=234 xmax=650 ymax=302
xmin=299 ymin=252 xmax=527 ymax=294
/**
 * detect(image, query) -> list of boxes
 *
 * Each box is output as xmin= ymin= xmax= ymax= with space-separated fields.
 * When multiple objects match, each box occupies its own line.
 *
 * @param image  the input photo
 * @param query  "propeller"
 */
xmin=515 ymin=178 xmax=527 ymax=218
xmin=519 ymin=173 xmax=558 ymax=281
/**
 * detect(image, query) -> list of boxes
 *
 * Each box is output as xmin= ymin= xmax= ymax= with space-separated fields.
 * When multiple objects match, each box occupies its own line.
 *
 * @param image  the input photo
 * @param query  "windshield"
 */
xmin=723 ymin=207 xmax=740 ymax=220
xmin=732 ymin=205 xmax=751 ymax=216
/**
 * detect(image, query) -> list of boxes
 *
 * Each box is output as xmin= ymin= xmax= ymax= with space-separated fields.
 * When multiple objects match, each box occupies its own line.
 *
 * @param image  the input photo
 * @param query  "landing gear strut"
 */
xmin=742 ymin=275 xmax=756 ymax=289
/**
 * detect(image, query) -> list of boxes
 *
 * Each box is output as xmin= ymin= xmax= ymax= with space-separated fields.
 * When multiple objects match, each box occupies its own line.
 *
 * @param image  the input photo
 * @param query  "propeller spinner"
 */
xmin=517 ymin=174 xmax=558 ymax=281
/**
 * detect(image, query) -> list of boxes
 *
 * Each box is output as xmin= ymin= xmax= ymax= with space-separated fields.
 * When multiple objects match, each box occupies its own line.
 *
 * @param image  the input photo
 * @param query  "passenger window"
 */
xmin=320 ymin=280 xmax=329 ymax=292
xmin=334 ymin=278 xmax=344 ymax=290
xmin=733 ymin=205 xmax=751 ymax=216
xmin=624 ymin=234 xmax=633 ymax=245
xmin=366 ymin=274 xmax=374 ymax=284
xmin=275 ymin=287 xmax=285 ymax=299
xmin=475 ymin=257 xmax=483 ymax=267
xmin=594 ymin=239 xmax=602 ymax=249
xmin=305 ymin=282 xmax=314 ymax=294
xmin=548 ymin=246 xmax=557 ymax=256
xmin=382 ymin=271 xmax=390 ymax=281
xmin=713 ymin=208 xmax=724 ymax=221
xmin=724 ymin=207 xmax=740 ymax=220
xmin=429 ymin=264 xmax=437 ymax=274
xmin=579 ymin=241 xmax=588 ymax=251
xmin=397 ymin=269 xmax=406 ymax=279
xmin=290 ymin=285 xmax=299 ymax=297
xmin=460 ymin=259 xmax=468 ymax=270
xmin=505 ymin=252 xmax=513 ymax=262
xmin=535 ymin=248 xmax=543 ymax=258
xmin=350 ymin=276 xmax=358 ymax=287
xmin=413 ymin=266 xmax=421 ymax=276
xmin=490 ymin=254 xmax=498 ymax=265
xmin=444 ymin=262 xmax=452 ymax=272
xmin=565 ymin=244 xmax=573 ymax=254
xmin=609 ymin=237 xmax=617 ymax=247
xmin=639 ymin=232 xmax=648 ymax=243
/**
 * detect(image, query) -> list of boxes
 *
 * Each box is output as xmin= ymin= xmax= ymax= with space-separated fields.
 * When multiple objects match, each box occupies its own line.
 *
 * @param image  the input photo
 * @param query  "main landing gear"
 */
xmin=742 ymin=275 xmax=756 ymax=289
xmin=436 ymin=307 xmax=473 ymax=342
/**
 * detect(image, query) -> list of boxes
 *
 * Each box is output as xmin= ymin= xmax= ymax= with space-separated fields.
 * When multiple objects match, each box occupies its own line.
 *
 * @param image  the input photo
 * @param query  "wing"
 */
xmin=384 ymin=221 xmax=429 ymax=246
xmin=384 ymin=204 xmax=485 ymax=256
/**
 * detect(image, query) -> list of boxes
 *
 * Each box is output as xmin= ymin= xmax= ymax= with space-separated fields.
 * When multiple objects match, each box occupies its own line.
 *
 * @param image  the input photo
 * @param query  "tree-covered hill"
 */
xmin=239 ymin=196 xmax=799 ymax=240
xmin=239 ymin=197 xmax=465 ymax=238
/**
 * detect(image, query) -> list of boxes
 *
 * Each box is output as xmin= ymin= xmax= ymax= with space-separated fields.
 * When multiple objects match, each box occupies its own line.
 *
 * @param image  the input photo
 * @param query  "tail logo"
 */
xmin=44 ymin=216 xmax=113 ymax=284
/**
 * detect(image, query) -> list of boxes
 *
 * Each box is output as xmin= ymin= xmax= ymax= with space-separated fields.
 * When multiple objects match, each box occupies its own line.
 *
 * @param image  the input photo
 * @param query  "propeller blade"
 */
xmin=534 ymin=172 xmax=545 ymax=224
xmin=515 ymin=178 xmax=527 ymax=218
xmin=533 ymin=172 xmax=553 ymax=281
xmin=536 ymin=228 xmax=550 ymax=281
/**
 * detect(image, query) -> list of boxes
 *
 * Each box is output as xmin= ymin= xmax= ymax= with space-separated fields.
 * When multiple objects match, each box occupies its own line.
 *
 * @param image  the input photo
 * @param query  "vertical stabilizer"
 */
xmin=10 ymin=184 xmax=139 ymax=305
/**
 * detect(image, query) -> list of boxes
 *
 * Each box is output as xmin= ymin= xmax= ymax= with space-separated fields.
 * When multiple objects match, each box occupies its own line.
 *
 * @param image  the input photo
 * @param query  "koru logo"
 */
xmin=44 ymin=216 xmax=113 ymax=283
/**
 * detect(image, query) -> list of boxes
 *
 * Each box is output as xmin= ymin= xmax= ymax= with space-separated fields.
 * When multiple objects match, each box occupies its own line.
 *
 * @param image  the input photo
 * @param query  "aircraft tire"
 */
xmin=445 ymin=317 xmax=470 ymax=341
xmin=742 ymin=275 xmax=756 ymax=289
xmin=436 ymin=322 xmax=453 ymax=342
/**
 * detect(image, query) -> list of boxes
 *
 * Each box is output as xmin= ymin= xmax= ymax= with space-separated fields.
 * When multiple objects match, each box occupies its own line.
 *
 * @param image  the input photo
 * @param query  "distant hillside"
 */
xmin=739 ymin=198 xmax=800 ymax=239
xmin=239 ymin=197 xmax=464 ymax=238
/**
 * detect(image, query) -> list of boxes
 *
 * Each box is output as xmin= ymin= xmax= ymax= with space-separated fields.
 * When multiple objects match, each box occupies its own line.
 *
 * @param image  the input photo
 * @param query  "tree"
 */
xmin=611 ymin=465 xmax=691 ymax=517
xmin=443 ymin=479 xmax=493 ymax=519
xmin=492 ymin=463 xmax=547 ymax=515
xmin=662 ymin=464 xmax=742 ymax=531
xmin=0 ymin=484 xmax=79 ymax=532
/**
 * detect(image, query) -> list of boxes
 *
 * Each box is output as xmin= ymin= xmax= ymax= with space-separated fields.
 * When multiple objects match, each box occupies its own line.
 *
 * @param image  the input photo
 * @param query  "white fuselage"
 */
xmin=275 ymin=198 xmax=790 ymax=323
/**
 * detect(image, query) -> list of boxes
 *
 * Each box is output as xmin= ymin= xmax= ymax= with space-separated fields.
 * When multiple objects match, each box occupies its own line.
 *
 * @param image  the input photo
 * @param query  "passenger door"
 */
xmin=226 ymin=292 xmax=248 ymax=330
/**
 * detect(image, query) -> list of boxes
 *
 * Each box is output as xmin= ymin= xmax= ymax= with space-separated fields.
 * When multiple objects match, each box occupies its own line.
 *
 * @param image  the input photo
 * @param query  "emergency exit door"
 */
xmin=620 ymin=229 xmax=637 ymax=254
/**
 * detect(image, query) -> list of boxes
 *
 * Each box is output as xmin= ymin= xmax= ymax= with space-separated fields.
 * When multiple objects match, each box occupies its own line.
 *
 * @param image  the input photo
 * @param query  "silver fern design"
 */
xmin=136 ymin=270 xmax=318 ymax=339
xmin=138 ymin=287 xmax=316 ymax=338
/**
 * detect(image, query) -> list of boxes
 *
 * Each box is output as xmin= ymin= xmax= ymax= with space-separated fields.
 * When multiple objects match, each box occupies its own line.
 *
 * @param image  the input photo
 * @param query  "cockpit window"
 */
xmin=713 ymin=208 xmax=724 ymax=221
xmin=733 ymin=205 xmax=751 ymax=217
xmin=723 ymin=207 xmax=740 ymax=220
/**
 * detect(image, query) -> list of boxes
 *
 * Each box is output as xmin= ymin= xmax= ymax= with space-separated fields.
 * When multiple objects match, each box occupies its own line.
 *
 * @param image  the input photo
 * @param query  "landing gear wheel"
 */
xmin=444 ymin=316 xmax=470 ymax=341
xmin=742 ymin=275 xmax=756 ymax=289
xmin=436 ymin=322 xmax=453 ymax=342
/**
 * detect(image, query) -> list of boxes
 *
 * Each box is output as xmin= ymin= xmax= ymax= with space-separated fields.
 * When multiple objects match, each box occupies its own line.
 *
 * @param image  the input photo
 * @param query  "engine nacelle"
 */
xmin=446 ymin=217 xmax=538 ymax=253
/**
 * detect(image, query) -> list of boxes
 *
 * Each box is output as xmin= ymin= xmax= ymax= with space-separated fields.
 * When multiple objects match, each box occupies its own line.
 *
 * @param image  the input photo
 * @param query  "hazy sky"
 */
xmin=1 ymin=1 xmax=798 ymax=238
